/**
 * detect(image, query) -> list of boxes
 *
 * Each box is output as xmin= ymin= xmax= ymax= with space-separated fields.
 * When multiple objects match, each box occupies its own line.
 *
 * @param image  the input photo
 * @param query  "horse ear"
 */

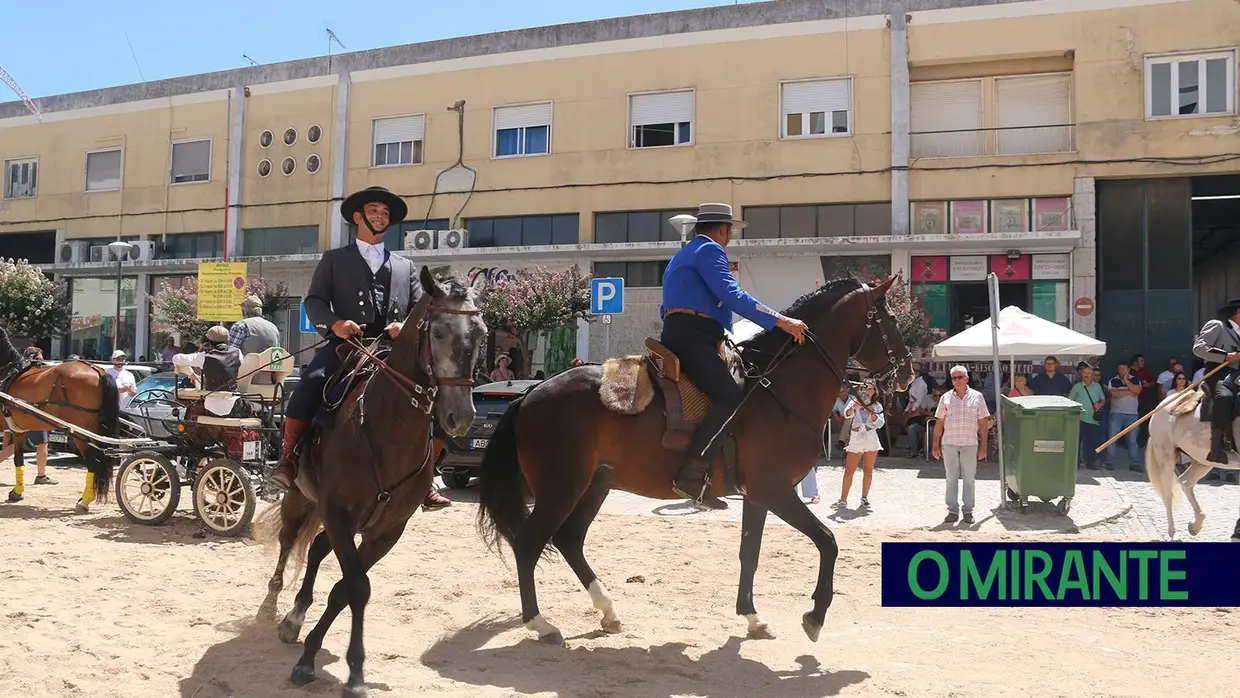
xmin=470 ymin=272 xmax=487 ymax=297
xmin=420 ymin=265 xmax=444 ymax=299
xmin=871 ymin=275 xmax=898 ymax=298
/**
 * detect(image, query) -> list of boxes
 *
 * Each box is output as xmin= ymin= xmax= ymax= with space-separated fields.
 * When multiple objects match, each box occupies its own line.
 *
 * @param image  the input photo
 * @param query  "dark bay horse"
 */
xmin=255 ymin=267 xmax=487 ymax=698
xmin=0 ymin=328 xmax=119 ymax=510
xmin=476 ymin=276 xmax=913 ymax=645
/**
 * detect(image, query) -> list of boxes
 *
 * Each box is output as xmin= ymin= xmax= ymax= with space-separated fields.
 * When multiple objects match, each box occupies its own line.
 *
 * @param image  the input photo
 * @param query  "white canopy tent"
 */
xmin=932 ymin=305 xmax=1106 ymax=362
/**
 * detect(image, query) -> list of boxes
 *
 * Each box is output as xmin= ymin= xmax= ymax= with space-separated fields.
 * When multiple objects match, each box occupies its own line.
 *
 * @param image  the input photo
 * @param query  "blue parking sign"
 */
xmin=591 ymin=277 xmax=624 ymax=315
xmin=299 ymin=301 xmax=316 ymax=334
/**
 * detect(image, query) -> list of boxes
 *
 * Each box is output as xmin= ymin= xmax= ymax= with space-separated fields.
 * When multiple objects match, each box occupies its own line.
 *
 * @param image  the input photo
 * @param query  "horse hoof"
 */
xmin=1190 ymin=520 xmax=1204 ymax=536
xmin=277 ymin=619 xmax=302 ymax=644
xmin=341 ymin=683 xmax=367 ymax=697
xmin=747 ymin=623 xmax=777 ymax=640
xmin=7 ymin=490 xmax=22 ymax=503
xmin=801 ymin=612 xmax=822 ymax=643
xmin=74 ymin=501 xmax=89 ymax=514
xmin=289 ymin=664 xmax=316 ymax=687
xmin=539 ymin=631 xmax=565 ymax=647
xmin=601 ymin=619 xmax=623 ymax=634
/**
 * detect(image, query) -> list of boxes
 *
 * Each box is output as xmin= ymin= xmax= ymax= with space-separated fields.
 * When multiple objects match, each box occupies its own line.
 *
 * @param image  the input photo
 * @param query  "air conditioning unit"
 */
xmin=437 ymin=228 xmax=468 ymax=250
xmin=404 ymin=229 xmax=436 ymax=252
xmin=89 ymin=245 xmax=107 ymax=263
xmin=128 ymin=240 xmax=155 ymax=263
xmin=57 ymin=240 xmax=90 ymax=264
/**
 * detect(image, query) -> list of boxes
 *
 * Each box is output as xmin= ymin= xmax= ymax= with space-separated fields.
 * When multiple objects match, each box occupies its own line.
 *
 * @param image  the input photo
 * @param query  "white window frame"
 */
xmin=778 ymin=76 xmax=854 ymax=140
xmin=626 ymin=88 xmax=696 ymax=150
xmin=3 ymin=156 xmax=38 ymax=199
xmin=1144 ymin=49 xmax=1237 ymax=120
xmin=370 ymin=113 xmax=425 ymax=168
xmin=491 ymin=100 xmax=554 ymax=159
xmin=84 ymin=147 xmax=123 ymax=193
xmin=168 ymin=137 xmax=212 ymax=186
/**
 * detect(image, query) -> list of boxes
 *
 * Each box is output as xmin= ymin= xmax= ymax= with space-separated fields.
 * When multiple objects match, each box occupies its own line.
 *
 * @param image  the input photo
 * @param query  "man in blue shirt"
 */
xmin=660 ymin=203 xmax=807 ymax=510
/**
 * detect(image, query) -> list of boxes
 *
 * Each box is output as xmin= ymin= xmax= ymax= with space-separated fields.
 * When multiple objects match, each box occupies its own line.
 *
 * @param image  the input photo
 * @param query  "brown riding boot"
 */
xmin=269 ymin=417 xmax=308 ymax=491
xmin=673 ymin=457 xmax=728 ymax=511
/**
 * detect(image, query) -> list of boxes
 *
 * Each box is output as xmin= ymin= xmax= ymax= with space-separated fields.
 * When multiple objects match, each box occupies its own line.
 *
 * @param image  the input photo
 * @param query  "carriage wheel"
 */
xmin=192 ymin=459 xmax=256 ymax=537
xmin=115 ymin=451 xmax=181 ymax=526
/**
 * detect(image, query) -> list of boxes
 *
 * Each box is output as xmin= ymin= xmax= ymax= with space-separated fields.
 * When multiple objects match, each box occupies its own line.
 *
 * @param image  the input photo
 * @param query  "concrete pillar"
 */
xmin=226 ymin=85 xmax=245 ymax=259
xmin=329 ymin=71 xmax=352 ymax=251
xmin=890 ymin=247 xmax=911 ymax=282
xmin=889 ymin=7 xmax=911 ymax=237
xmin=576 ymin=316 xmax=590 ymax=361
xmin=1071 ymin=177 xmax=1097 ymax=337
xmin=135 ymin=272 xmax=150 ymax=357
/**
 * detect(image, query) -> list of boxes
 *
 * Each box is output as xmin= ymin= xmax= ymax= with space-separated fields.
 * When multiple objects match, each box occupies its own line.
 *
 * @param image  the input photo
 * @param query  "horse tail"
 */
xmin=476 ymin=395 xmax=530 ymax=556
xmin=89 ymin=369 xmax=121 ymax=503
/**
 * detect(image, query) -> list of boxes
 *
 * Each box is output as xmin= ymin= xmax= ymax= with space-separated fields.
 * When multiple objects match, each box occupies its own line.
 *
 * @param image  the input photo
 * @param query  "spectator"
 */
xmin=1029 ymin=356 xmax=1072 ymax=396
xmin=105 ymin=350 xmax=138 ymax=409
xmin=1008 ymin=373 xmax=1033 ymax=397
xmin=161 ymin=337 xmax=178 ymax=364
xmin=905 ymin=385 xmax=945 ymax=458
xmin=834 ymin=379 xmax=885 ymax=510
xmin=1157 ymin=358 xmax=1182 ymax=399
xmin=489 ymin=354 xmax=515 ymax=382
xmin=1105 ymin=362 xmax=1142 ymax=471
xmin=933 ymin=365 xmax=990 ymax=525
xmin=1069 ymin=367 xmax=1106 ymax=469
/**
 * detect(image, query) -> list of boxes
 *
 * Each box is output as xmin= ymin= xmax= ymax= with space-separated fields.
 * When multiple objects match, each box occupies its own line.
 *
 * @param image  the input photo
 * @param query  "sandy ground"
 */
xmin=1 ymin=464 xmax=1236 ymax=698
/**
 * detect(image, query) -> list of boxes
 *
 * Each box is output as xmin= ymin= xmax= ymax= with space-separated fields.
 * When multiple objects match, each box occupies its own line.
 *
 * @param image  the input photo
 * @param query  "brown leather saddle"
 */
xmin=642 ymin=337 xmax=744 ymax=453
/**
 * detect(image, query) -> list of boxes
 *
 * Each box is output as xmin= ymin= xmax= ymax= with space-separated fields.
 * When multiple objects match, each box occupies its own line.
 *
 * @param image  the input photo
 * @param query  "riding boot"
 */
xmin=1232 ymin=518 xmax=1240 ymax=542
xmin=1207 ymin=424 xmax=1230 ymax=466
xmin=672 ymin=456 xmax=728 ymax=511
xmin=269 ymin=417 xmax=308 ymax=491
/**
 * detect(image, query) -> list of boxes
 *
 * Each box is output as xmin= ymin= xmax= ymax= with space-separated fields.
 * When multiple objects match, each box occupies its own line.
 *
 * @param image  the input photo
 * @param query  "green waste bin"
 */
xmin=999 ymin=394 xmax=1084 ymax=515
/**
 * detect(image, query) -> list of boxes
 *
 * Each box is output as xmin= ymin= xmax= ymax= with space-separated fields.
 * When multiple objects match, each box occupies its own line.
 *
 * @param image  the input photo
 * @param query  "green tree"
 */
xmin=0 ymin=258 xmax=71 ymax=341
xmin=476 ymin=264 xmax=593 ymax=377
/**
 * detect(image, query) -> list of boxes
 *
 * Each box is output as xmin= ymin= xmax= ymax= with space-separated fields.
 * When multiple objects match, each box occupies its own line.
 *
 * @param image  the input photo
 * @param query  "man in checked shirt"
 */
xmin=932 ymin=364 xmax=991 ymax=525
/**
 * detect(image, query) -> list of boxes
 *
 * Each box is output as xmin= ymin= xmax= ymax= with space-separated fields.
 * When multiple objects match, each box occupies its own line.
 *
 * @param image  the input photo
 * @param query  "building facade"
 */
xmin=1 ymin=0 xmax=1237 ymax=374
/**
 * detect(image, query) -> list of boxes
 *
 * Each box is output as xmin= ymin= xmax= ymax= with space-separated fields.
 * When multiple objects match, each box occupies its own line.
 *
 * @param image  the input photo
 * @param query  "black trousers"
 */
xmin=1206 ymin=367 xmax=1239 ymax=430
xmin=285 ymin=338 xmax=346 ymax=422
xmin=660 ymin=314 xmax=743 ymax=461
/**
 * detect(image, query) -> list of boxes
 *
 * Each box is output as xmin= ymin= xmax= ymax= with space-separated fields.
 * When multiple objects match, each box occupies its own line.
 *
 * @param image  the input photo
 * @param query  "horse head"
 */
xmin=845 ymin=275 xmax=915 ymax=395
xmin=408 ymin=266 xmax=489 ymax=437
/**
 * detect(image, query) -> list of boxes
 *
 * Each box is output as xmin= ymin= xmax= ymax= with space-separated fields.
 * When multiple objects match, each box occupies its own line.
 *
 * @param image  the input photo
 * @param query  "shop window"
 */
xmin=593 ymin=209 xmax=697 ymax=243
xmin=242 ymin=226 xmax=319 ymax=256
xmin=743 ymin=203 xmax=892 ymax=238
xmin=593 ymin=261 xmax=669 ymax=288
xmin=153 ymin=232 xmax=224 ymax=260
xmin=465 ymin=214 xmax=578 ymax=247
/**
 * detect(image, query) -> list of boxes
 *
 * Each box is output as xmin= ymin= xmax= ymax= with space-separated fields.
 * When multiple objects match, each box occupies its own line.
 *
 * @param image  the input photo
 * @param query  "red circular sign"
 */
xmin=233 ymin=276 xmax=245 ymax=289
xmin=1074 ymin=298 xmax=1095 ymax=316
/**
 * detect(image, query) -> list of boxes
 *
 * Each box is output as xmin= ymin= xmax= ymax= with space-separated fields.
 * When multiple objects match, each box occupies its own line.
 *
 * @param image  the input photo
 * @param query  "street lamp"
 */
xmin=106 ymin=240 xmax=131 ymax=355
xmin=669 ymin=214 xmax=697 ymax=247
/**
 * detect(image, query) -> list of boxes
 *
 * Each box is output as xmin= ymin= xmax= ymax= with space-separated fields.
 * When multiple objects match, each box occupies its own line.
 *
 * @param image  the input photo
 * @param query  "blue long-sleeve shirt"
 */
xmin=660 ymin=235 xmax=779 ymax=332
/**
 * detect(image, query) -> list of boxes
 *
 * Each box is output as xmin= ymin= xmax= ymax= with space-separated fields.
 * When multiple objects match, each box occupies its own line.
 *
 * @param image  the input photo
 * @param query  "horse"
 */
xmin=1144 ymin=386 xmax=1240 ymax=539
xmin=0 ymin=328 xmax=118 ymax=511
xmin=475 ymin=276 xmax=914 ymax=645
xmin=254 ymin=267 xmax=488 ymax=698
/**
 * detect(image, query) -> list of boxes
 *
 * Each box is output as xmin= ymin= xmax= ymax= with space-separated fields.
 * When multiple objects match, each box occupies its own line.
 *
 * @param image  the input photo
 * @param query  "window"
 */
xmin=242 ymin=226 xmax=319 ymax=256
xmin=593 ymin=261 xmax=668 ymax=288
xmin=629 ymin=90 xmax=694 ymax=148
xmin=346 ymin=218 xmax=450 ymax=251
xmin=465 ymin=214 xmax=578 ymax=247
xmin=1146 ymin=50 xmax=1236 ymax=118
xmin=170 ymin=139 xmax=211 ymax=184
xmin=593 ymin=209 xmax=695 ymax=243
xmin=994 ymin=74 xmax=1072 ymax=155
xmin=305 ymin=155 xmax=321 ymax=174
xmin=153 ymin=232 xmax=223 ymax=260
xmin=258 ymin=130 xmax=274 ymax=148
xmin=85 ymin=148 xmax=122 ymax=192
xmin=283 ymin=128 xmax=298 ymax=146
xmin=911 ymin=74 xmax=1073 ymax=157
xmin=741 ymin=203 xmax=892 ymax=238
xmin=781 ymin=78 xmax=852 ymax=138
xmin=307 ymin=125 xmax=322 ymax=143
xmin=494 ymin=102 xmax=552 ymax=157
xmin=371 ymin=114 xmax=425 ymax=167
xmin=910 ymin=80 xmax=985 ymax=158
xmin=3 ymin=157 xmax=37 ymax=199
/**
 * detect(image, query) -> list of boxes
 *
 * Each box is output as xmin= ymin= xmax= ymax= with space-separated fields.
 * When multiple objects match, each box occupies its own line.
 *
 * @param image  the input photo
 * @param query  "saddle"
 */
xmin=1169 ymin=387 xmax=1237 ymax=451
xmin=311 ymin=340 xmax=389 ymax=430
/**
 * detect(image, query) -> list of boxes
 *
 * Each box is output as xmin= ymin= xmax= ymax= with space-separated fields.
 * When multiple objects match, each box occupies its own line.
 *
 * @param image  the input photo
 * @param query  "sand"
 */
xmin=1 ymin=464 xmax=1235 ymax=698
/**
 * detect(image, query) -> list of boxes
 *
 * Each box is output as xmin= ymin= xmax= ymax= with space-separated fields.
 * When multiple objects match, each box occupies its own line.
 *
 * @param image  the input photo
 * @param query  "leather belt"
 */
xmin=664 ymin=308 xmax=714 ymax=321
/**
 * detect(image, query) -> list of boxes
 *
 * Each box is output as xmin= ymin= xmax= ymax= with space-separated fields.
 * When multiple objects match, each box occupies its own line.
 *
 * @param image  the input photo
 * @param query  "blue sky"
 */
xmin=2 ymin=1 xmax=755 ymax=101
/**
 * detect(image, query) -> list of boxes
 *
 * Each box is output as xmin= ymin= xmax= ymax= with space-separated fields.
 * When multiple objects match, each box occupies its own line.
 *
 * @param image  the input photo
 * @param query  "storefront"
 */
xmin=66 ymin=276 xmax=139 ymax=360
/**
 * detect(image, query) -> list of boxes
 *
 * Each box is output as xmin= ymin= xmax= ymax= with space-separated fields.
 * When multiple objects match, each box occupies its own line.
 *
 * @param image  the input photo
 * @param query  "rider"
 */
xmin=1191 ymin=297 xmax=1240 ymax=465
xmin=267 ymin=186 xmax=426 ymax=493
xmin=659 ymin=203 xmax=808 ymax=510
xmin=173 ymin=325 xmax=243 ymax=391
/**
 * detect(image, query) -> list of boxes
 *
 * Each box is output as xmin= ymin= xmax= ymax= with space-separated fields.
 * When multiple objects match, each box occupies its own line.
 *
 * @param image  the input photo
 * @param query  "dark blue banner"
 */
xmin=881 ymin=542 xmax=1240 ymax=607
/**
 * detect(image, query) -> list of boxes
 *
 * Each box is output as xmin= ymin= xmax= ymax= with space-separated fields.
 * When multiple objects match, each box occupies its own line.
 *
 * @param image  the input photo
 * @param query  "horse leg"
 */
xmin=549 ymin=468 xmax=619 ymax=634
xmin=73 ymin=437 xmax=93 ymax=513
xmin=1179 ymin=461 xmax=1214 ymax=536
xmin=8 ymin=443 xmax=25 ymax=503
xmin=515 ymin=488 xmax=586 ymax=646
xmin=752 ymin=483 xmax=838 ymax=642
xmin=736 ymin=497 xmax=773 ymax=639
xmin=278 ymin=531 xmax=332 ymax=643
xmin=290 ymin=519 xmax=404 ymax=697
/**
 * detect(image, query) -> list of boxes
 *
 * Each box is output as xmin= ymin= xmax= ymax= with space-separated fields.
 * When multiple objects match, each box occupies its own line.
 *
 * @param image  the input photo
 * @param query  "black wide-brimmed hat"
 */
xmin=341 ymin=186 xmax=408 ymax=226
xmin=1219 ymin=298 xmax=1240 ymax=316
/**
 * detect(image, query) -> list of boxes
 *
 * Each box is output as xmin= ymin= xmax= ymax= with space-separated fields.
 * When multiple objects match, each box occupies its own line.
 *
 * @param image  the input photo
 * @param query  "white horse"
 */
xmin=1145 ymin=387 xmax=1240 ymax=539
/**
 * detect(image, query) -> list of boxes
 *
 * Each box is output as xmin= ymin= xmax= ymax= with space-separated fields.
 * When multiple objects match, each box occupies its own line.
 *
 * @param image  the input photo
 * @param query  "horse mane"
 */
xmin=738 ymin=277 xmax=864 ymax=369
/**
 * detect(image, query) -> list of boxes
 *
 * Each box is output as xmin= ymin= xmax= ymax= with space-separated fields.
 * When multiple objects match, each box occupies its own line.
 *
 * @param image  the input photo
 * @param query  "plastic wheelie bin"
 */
xmin=999 ymin=394 xmax=1084 ymax=515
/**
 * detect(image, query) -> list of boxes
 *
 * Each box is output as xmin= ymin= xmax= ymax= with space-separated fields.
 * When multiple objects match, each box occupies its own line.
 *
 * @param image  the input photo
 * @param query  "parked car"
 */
xmin=436 ymin=379 xmax=542 ymax=489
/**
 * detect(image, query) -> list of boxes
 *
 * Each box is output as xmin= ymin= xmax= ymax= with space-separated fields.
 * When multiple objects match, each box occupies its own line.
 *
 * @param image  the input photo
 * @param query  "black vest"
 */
xmin=364 ymin=257 xmax=394 ymax=339
xmin=202 ymin=343 xmax=242 ymax=391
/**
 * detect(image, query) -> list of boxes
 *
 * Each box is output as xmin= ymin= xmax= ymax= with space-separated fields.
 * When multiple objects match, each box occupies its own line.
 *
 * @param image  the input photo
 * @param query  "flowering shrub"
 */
xmin=476 ymin=264 xmax=593 ymax=376
xmin=245 ymin=278 xmax=291 ymax=316
xmin=884 ymin=273 xmax=933 ymax=350
xmin=0 ymin=259 xmax=71 ymax=341
xmin=149 ymin=277 xmax=212 ymax=341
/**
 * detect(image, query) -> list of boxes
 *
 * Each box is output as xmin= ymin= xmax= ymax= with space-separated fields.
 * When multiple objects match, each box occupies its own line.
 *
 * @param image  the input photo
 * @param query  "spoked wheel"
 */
xmin=192 ymin=459 xmax=256 ymax=537
xmin=115 ymin=451 xmax=181 ymax=526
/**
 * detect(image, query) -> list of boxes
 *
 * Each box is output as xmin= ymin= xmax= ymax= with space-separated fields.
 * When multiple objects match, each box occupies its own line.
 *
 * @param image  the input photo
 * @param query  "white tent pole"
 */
xmin=988 ymin=273 xmax=1007 ymax=510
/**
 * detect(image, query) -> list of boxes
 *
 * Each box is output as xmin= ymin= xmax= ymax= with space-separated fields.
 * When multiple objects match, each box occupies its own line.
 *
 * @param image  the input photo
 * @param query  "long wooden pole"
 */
xmin=1094 ymin=360 xmax=1232 ymax=453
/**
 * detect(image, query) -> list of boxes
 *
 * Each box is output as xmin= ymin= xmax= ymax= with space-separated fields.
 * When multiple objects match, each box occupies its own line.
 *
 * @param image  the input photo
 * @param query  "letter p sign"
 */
xmin=591 ymin=277 xmax=625 ymax=315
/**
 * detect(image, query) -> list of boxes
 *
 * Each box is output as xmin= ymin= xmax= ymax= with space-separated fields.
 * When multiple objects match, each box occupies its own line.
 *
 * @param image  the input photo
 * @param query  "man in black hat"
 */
xmin=268 ymin=187 xmax=448 ymax=501
xmin=1191 ymin=297 xmax=1240 ymax=465
xmin=659 ymin=203 xmax=807 ymax=510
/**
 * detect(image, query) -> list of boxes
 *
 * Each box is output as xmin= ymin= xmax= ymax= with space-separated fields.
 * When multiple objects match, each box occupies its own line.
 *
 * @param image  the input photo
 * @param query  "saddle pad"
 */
xmin=678 ymin=379 xmax=710 ymax=424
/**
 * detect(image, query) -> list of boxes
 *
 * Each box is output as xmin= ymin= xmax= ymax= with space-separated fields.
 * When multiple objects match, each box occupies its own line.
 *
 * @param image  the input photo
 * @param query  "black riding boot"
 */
xmin=1232 ymin=518 xmax=1240 ymax=541
xmin=673 ymin=456 xmax=728 ymax=511
xmin=1208 ymin=425 xmax=1230 ymax=466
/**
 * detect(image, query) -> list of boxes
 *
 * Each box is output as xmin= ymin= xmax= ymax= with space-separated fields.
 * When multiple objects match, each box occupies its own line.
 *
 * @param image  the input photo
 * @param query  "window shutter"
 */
xmin=495 ymin=102 xmax=553 ymax=130
xmin=630 ymin=91 xmax=694 ymax=126
xmin=86 ymin=150 xmax=122 ymax=190
xmin=171 ymin=140 xmax=211 ymax=180
xmin=910 ymin=80 xmax=984 ymax=157
xmin=373 ymin=115 xmax=425 ymax=146
xmin=782 ymin=79 xmax=851 ymax=115
xmin=995 ymin=74 xmax=1072 ymax=154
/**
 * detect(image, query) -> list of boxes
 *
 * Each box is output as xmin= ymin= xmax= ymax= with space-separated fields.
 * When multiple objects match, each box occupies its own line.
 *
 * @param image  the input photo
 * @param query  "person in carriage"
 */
xmin=267 ymin=185 xmax=452 ymax=509
xmin=172 ymin=325 xmax=242 ymax=392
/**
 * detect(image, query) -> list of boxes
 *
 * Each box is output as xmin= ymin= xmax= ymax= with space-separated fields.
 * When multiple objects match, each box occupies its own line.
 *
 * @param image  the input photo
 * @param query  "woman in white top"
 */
xmin=836 ymin=379 xmax=885 ymax=509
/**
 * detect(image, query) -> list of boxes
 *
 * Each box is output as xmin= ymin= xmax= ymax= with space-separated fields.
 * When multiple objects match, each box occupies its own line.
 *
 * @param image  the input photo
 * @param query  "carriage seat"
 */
xmin=236 ymin=347 xmax=292 ymax=403
xmin=194 ymin=415 xmax=263 ymax=428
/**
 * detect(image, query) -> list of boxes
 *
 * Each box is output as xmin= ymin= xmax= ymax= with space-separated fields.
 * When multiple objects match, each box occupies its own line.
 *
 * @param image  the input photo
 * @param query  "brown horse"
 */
xmin=255 ymin=267 xmax=487 ymax=698
xmin=0 ymin=329 xmax=119 ymax=510
xmin=476 ymin=276 xmax=913 ymax=645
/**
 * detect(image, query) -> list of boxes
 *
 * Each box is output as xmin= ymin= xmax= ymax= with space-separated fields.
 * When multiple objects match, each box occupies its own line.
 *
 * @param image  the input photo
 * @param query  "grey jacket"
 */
xmin=236 ymin=315 xmax=281 ymax=356
xmin=1192 ymin=318 xmax=1240 ymax=367
xmin=304 ymin=244 xmax=424 ymax=338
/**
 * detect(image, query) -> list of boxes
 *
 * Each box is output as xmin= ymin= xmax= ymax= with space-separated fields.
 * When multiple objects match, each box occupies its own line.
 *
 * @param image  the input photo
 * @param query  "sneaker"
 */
xmin=963 ymin=512 xmax=975 ymax=525
xmin=943 ymin=512 xmax=959 ymax=524
xmin=833 ymin=498 xmax=847 ymax=509
xmin=33 ymin=474 xmax=58 ymax=485
xmin=860 ymin=497 xmax=870 ymax=508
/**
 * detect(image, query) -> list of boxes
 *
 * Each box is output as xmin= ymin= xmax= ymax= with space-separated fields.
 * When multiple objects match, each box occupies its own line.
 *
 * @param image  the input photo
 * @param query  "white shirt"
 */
xmin=105 ymin=366 xmax=137 ymax=408
xmin=1157 ymin=369 xmax=1176 ymax=394
xmin=356 ymin=239 xmax=385 ymax=275
xmin=907 ymin=374 xmax=928 ymax=410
